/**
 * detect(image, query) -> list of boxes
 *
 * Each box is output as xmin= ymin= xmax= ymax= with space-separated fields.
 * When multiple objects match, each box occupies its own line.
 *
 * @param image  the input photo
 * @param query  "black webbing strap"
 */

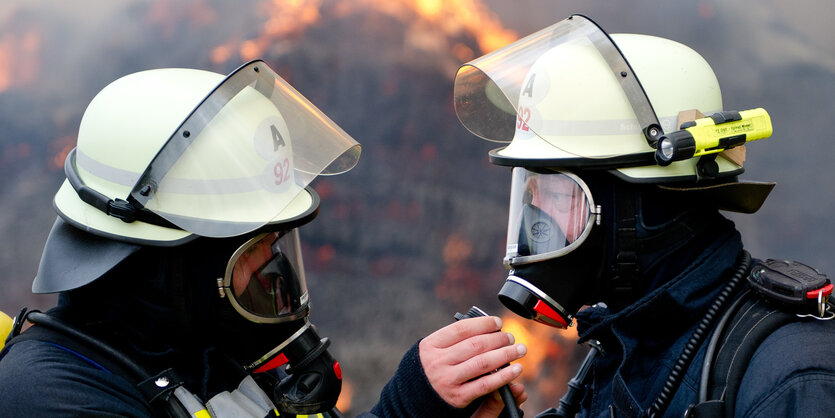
xmin=611 ymin=186 xmax=639 ymax=301
xmin=4 ymin=322 xmax=139 ymax=381
xmin=4 ymin=312 xmax=184 ymax=412
xmin=688 ymin=293 xmax=798 ymax=417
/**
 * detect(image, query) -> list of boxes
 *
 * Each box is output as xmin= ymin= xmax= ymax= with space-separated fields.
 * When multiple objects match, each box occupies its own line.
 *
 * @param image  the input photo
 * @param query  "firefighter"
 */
xmin=0 ymin=60 xmax=526 ymax=417
xmin=453 ymin=14 xmax=835 ymax=417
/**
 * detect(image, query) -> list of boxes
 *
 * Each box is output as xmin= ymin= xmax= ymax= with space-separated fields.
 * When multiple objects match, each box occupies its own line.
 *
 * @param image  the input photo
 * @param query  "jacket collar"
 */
xmin=576 ymin=227 xmax=743 ymax=343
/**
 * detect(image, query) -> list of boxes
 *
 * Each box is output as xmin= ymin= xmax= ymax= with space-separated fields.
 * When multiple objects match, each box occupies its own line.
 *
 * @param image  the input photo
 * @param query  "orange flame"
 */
xmin=145 ymin=0 xmax=217 ymax=38
xmin=336 ymin=377 xmax=354 ymax=412
xmin=0 ymin=28 xmax=42 ymax=93
xmin=49 ymin=135 xmax=77 ymax=170
xmin=211 ymin=0 xmax=322 ymax=65
xmin=350 ymin=0 xmax=518 ymax=53
xmin=211 ymin=0 xmax=517 ymax=65
xmin=501 ymin=313 xmax=577 ymax=380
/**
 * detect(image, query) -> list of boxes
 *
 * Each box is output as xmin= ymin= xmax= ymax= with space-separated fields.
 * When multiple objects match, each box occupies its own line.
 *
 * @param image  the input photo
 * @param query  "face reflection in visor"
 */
xmin=220 ymin=229 xmax=309 ymax=323
xmin=505 ymin=168 xmax=600 ymax=265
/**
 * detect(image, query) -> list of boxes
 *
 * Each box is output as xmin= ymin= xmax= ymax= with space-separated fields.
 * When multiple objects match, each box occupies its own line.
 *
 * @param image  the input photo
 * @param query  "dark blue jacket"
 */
xmin=0 ymin=329 xmax=472 ymax=417
xmin=574 ymin=230 xmax=835 ymax=417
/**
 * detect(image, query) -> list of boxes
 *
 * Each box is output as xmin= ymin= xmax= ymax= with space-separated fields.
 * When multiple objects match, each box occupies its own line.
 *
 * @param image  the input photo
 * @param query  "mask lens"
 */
xmin=224 ymin=230 xmax=309 ymax=323
xmin=506 ymin=168 xmax=595 ymax=264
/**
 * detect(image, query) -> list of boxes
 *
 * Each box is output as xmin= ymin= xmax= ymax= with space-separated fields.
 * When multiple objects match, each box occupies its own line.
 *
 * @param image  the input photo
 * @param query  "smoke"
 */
xmin=0 ymin=0 xmax=833 ymax=415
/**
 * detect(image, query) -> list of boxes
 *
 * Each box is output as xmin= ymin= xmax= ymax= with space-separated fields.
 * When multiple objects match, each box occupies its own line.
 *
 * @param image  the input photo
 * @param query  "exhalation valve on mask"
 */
xmin=251 ymin=324 xmax=343 ymax=415
xmin=518 ymin=203 xmax=568 ymax=256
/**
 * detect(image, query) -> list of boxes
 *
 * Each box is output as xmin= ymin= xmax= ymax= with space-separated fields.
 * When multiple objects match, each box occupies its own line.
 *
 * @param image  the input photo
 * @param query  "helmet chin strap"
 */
xmin=610 ymin=185 xmax=640 ymax=305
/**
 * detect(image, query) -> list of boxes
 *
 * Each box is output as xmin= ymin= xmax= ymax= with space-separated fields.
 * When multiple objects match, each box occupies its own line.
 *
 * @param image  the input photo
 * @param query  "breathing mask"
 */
xmin=215 ymin=227 xmax=342 ymax=415
xmin=499 ymin=168 xmax=602 ymax=328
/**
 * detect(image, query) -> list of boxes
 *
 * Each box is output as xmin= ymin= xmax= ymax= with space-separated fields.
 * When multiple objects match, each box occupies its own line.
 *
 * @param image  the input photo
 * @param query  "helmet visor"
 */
xmin=222 ymin=229 xmax=308 ymax=323
xmin=505 ymin=168 xmax=598 ymax=265
xmin=129 ymin=60 xmax=361 ymax=237
xmin=453 ymin=14 xmax=662 ymax=153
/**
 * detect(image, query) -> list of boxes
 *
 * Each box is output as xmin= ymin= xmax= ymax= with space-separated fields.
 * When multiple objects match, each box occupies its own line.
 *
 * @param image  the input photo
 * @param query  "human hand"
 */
xmin=472 ymin=382 xmax=527 ymax=418
xmin=418 ymin=316 xmax=527 ymax=409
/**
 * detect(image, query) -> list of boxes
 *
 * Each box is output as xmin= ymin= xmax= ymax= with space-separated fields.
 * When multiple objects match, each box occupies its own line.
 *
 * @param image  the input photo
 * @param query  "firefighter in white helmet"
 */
xmin=455 ymin=14 xmax=835 ymax=418
xmin=0 ymin=60 xmax=526 ymax=417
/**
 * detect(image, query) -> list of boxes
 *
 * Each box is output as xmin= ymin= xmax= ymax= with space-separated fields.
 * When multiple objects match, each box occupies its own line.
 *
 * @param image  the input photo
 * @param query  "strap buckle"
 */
xmin=106 ymin=199 xmax=138 ymax=223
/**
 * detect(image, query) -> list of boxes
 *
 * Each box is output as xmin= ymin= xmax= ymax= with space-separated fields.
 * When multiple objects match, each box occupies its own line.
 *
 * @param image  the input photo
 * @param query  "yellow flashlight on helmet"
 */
xmin=655 ymin=108 xmax=772 ymax=166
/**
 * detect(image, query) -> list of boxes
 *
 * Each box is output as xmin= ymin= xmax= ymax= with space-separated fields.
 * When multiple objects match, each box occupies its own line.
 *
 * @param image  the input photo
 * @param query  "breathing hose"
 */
xmin=25 ymin=311 xmax=192 ymax=418
xmin=645 ymin=250 xmax=751 ymax=418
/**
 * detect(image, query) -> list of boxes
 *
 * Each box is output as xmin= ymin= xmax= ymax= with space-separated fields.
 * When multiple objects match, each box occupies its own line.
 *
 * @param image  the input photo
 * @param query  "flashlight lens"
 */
xmin=660 ymin=139 xmax=675 ymax=161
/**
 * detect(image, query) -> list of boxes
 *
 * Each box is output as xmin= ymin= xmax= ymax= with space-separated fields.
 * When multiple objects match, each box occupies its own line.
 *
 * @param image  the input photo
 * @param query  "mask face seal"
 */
xmin=500 ymin=168 xmax=602 ymax=328
xmin=505 ymin=168 xmax=600 ymax=265
xmin=219 ymin=229 xmax=309 ymax=324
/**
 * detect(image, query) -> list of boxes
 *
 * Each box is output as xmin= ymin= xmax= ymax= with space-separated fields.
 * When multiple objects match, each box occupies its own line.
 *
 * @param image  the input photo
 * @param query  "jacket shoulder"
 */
xmin=0 ymin=338 xmax=152 ymax=416
xmin=735 ymin=319 xmax=835 ymax=417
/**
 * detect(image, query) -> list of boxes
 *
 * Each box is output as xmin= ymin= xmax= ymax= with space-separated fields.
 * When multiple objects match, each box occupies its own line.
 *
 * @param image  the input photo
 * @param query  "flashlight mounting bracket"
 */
xmin=696 ymin=153 xmax=720 ymax=180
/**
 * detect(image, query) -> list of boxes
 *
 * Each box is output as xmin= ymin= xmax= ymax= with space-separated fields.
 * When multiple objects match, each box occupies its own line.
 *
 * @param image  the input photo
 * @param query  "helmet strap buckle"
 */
xmin=106 ymin=199 xmax=138 ymax=223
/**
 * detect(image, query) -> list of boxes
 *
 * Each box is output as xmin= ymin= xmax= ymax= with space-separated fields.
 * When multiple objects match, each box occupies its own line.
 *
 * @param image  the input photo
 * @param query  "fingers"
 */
xmin=446 ymin=331 xmax=516 ymax=365
xmin=438 ymin=361 xmax=524 ymax=409
xmin=424 ymin=316 xmax=503 ymax=348
xmin=471 ymin=392 xmax=504 ymax=418
xmin=454 ymin=342 xmax=526 ymax=384
xmin=508 ymin=382 xmax=528 ymax=405
xmin=458 ymin=360 xmax=523 ymax=401
xmin=418 ymin=316 xmax=527 ymax=409
xmin=470 ymin=382 xmax=528 ymax=418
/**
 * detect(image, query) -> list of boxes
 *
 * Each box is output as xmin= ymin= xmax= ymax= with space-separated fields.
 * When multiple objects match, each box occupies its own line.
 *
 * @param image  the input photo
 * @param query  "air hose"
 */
xmin=24 ymin=310 xmax=192 ymax=418
xmin=645 ymin=250 xmax=751 ymax=418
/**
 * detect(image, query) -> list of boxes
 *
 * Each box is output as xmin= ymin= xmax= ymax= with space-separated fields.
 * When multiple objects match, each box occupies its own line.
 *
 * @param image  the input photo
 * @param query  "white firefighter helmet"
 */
xmin=54 ymin=60 xmax=361 ymax=245
xmin=454 ymin=15 xmax=773 ymax=212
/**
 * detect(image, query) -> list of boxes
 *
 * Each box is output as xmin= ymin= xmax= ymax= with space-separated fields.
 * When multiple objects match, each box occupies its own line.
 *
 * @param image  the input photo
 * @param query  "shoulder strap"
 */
xmin=688 ymin=289 xmax=799 ymax=417
xmin=3 ymin=310 xmax=189 ymax=417
xmin=5 ymin=322 xmax=138 ymax=378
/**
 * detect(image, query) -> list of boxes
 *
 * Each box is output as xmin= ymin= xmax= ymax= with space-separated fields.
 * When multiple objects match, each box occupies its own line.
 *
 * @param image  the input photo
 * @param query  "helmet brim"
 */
xmin=54 ymin=179 xmax=320 ymax=246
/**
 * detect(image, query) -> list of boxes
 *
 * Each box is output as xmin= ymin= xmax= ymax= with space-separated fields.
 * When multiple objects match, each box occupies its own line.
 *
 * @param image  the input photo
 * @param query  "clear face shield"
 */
xmin=130 ymin=60 xmax=360 ymax=237
xmin=65 ymin=60 xmax=361 ymax=238
xmin=505 ymin=168 xmax=600 ymax=266
xmin=453 ymin=14 xmax=664 ymax=157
